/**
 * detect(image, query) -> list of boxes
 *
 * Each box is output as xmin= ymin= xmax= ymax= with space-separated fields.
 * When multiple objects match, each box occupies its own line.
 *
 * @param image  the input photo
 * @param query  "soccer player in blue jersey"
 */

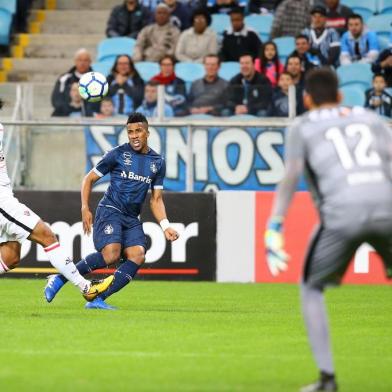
xmin=44 ymin=112 xmax=179 ymax=310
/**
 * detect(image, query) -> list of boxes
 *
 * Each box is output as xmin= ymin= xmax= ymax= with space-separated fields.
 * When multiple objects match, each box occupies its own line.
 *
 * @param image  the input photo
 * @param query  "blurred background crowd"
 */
xmin=0 ymin=0 xmax=391 ymax=119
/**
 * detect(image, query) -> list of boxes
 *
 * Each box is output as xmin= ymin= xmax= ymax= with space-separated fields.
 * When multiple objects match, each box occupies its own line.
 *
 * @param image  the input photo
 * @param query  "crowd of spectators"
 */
xmin=51 ymin=0 xmax=392 ymax=118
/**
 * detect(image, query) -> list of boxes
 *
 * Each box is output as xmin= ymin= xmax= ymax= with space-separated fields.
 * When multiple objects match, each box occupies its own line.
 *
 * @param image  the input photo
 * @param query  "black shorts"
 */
xmin=303 ymin=222 xmax=392 ymax=288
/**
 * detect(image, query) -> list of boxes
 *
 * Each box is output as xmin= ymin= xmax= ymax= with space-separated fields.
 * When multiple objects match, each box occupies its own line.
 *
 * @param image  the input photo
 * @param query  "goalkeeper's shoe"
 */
xmin=83 ymin=275 xmax=114 ymax=302
xmin=264 ymin=216 xmax=289 ymax=276
xmin=300 ymin=373 xmax=338 ymax=392
xmin=44 ymin=274 xmax=65 ymax=303
xmin=85 ymin=297 xmax=117 ymax=310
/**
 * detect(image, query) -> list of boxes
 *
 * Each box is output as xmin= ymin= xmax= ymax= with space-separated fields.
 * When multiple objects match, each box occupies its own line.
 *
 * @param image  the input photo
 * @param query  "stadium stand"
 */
xmin=92 ymin=59 xmax=114 ymax=76
xmin=244 ymin=14 xmax=273 ymax=41
xmin=97 ymin=37 xmax=136 ymax=62
xmin=175 ymin=62 xmax=205 ymax=83
xmin=367 ymin=14 xmax=392 ymax=40
xmin=273 ymin=36 xmax=295 ymax=63
xmin=341 ymin=84 xmax=366 ymax=106
xmin=210 ymin=13 xmax=230 ymax=36
xmin=337 ymin=63 xmax=373 ymax=90
xmin=0 ymin=0 xmax=17 ymax=14
xmin=134 ymin=61 xmax=160 ymax=81
xmin=378 ymin=0 xmax=392 ymax=14
xmin=341 ymin=0 xmax=377 ymax=22
xmin=218 ymin=61 xmax=240 ymax=81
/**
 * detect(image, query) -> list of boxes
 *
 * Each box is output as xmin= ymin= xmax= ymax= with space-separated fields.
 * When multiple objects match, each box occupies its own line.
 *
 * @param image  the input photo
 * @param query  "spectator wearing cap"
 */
xmin=224 ymin=53 xmax=272 ymax=116
xmin=175 ymin=9 xmax=218 ymax=63
xmin=133 ymin=3 xmax=180 ymax=62
xmin=340 ymin=14 xmax=379 ymax=65
xmin=325 ymin=0 xmax=353 ymax=36
xmin=219 ymin=7 xmax=262 ymax=62
xmin=106 ymin=0 xmax=151 ymax=38
xmin=163 ymin=0 xmax=192 ymax=31
xmin=302 ymin=6 xmax=340 ymax=67
xmin=270 ymin=0 xmax=311 ymax=39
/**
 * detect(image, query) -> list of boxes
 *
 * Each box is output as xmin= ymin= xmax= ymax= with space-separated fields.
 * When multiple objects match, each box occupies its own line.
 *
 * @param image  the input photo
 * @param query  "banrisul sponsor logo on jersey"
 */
xmin=120 ymin=171 xmax=152 ymax=184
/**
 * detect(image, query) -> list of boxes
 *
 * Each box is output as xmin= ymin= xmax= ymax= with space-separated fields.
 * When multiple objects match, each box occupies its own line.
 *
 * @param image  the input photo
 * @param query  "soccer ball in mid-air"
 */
xmin=78 ymin=71 xmax=108 ymax=102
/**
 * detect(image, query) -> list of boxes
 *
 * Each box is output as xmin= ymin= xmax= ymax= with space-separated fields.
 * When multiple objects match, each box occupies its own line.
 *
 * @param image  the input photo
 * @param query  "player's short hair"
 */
xmin=127 ymin=112 xmax=149 ymax=126
xmin=305 ymin=67 xmax=339 ymax=105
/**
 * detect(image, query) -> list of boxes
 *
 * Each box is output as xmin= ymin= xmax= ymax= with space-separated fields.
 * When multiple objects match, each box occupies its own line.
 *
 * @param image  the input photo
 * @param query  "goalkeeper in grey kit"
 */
xmin=265 ymin=68 xmax=392 ymax=392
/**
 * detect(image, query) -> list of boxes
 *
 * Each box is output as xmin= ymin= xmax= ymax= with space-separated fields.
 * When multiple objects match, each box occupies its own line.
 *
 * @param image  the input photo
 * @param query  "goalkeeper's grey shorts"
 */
xmin=303 ymin=220 xmax=392 ymax=288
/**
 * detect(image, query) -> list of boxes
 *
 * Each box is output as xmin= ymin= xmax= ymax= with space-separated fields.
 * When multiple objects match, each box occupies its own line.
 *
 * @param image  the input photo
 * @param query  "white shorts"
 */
xmin=0 ymin=195 xmax=41 ymax=244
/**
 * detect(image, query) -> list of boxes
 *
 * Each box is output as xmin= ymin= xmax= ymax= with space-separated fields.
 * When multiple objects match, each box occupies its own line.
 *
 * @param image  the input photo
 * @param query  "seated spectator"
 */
xmin=224 ymin=53 xmax=272 ymax=116
xmin=151 ymin=55 xmax=188 ymax=116
xmin=95 ymin=97 xmax=116 ymax=118
xmin=175 ymin=9 xmax=218 ymax=63
xmin=255 ymin=41 xmax=284 ymax=87
xmin=285 ymin=54 xmax=305 ymax=114
xmin=302 ymin=6 xmax=340 ymax=67
xmin=136 ymin=81 xmax=174 ymax=117
xmin=106 ymin=0 xmax=151 ymax=38
xmin=290 ymin=34 xmax=320 ymax=72
xmin=249 ymin=0 xmax=283 ymax=14
xmin=270 ymin=0 xmax=311 ymax=39
xmin=133 ymin=3 xmax=180 ymax=62
xmin=340 ymin=14 xmax=379 ymax=65
xmin=206 ymin=0 xmax=247 ymax=15
xmin=163 ymin=0 xmax=192 ymax=31
xmin=372 ymin=45 xmax=392 ymax=88
xmin=325 ymin=0 xmax=353 ymax=36
xmin=51 ymin=48 xmax=97 ymax=117
xmin=365 ymin=74 xmax=392 ymax=117
xmin=220 ymin=7 xmax=262 ymax=62
xmin=52 ymin=82 xmax=83 ymax=117
xmin=188 ymin=54 xmax=229 ymax=116
xmin=107 ymin=55 xmax=145 ymax=116
xmin=268 ymin=72 xmax=294 ymax=117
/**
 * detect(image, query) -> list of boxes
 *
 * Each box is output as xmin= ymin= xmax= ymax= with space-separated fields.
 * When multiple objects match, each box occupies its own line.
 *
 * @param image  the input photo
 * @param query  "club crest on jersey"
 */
xmin=24 ymin=210 xmax=30 ymax=216
xmin=150 ymin=162 xmax=158 ymax=174
xmin=123 ymin=152 xmax=132 ymax=166
xmin=104 ymin=224 xmax=114 ymax=235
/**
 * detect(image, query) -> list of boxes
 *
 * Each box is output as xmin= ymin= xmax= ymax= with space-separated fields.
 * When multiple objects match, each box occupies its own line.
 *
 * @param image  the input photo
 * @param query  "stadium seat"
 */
xmin=340 ymin=85 xmax=366 ymax=107
xmin=245 ymin=14 xmax=273 ymax=42
xmin=273 ymin=36 xmax=295 ymax=63
xmin=378 ymin=35 xmax=390 ymax=50
xmin=210 ymin=14 xmax=230 ymax=36
xmin=378 ymin=0 xmax=392 ymax=15
xmin=341 ymin=0 xmax=377 ymax=20
xmin=135 ymin=61 xmax=159 ymax=81
xmin=218 ymin=61 xmax=240 ymax=81
xmin=366 ymin=14 xmax=392 ymax=40
xmin=175 ymin=62 xmax=205 ymax=83
xmin=185 ymin=114 xmax=216 ymax=119
xmin=0 ymin=9 xmax=12 ymax=45
xmin=337 ymin=63 xmax=373 ymax=90
xmin=97 ymin=37 xmax=136 ymax=62
xmin=92 ymin=60 xmax=115 ymax=76
xmin=0 ymin=0 xmax=16 ymax=14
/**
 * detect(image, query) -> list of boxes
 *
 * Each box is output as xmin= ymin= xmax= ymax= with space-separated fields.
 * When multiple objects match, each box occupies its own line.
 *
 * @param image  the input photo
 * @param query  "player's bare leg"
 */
xmin=29 ymin=220 xmax=113 ymax=301
xmin=300 ymin=283 xmax=337 ymax=392
xmin=45 ymin=243 xmax=121 ymax=304
xmin=86 ymin=245 xmax=145 ymax=310
xmin=0 ymin=241 xmax=22 ymax=273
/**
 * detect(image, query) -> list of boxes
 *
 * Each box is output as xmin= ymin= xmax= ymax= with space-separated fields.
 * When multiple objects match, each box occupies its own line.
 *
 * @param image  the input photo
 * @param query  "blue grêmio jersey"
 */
xmin=93 ymin=143 xmax=165 ymax=217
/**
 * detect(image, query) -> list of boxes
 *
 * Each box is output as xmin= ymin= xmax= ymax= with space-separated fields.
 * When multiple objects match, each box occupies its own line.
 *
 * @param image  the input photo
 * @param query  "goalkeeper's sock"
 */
xmin=100 ymin=260 xmax=140 ymax=300
xmin=44 ymin=242 xmax=89 ymax=292
xmin=301 ymin=283 xmax=335 ymax=375
xmin=58 ymin=252 xmax=107 ymax=284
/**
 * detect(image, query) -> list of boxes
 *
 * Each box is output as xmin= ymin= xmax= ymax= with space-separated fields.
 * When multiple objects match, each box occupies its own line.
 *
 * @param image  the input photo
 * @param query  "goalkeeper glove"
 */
xmin=264 ymin=216 xmax=289 ymax=276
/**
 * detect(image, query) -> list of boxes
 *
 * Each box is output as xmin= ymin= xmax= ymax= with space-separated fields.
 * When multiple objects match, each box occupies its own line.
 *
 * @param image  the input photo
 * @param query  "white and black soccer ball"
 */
xmin=78 ymin=71 xmax=108 ymax=102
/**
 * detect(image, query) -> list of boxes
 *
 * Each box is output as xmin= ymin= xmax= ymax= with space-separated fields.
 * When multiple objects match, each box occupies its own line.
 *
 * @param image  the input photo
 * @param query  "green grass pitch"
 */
xmin=0 ymin=280 xmax=391 ymax=392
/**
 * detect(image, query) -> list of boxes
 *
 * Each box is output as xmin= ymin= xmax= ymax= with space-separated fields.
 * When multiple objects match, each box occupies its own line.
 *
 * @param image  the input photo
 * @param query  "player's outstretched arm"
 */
xmin=150 ymin=188 xmax=179 ymax=241
xmin=81 ymin=170 xmax=101 ymax=235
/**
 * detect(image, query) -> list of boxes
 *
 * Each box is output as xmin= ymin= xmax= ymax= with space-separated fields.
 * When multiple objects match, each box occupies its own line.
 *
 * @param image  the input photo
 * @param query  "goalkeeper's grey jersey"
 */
xmin=286 ymin=106 xmax=392 ymax=224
